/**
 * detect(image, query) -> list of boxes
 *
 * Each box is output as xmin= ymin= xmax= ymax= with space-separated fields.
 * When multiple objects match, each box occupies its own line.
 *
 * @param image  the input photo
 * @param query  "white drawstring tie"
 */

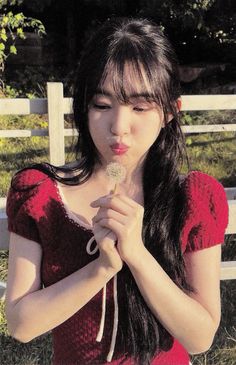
xmin=86 ymin=236 xmax=119 ymax=362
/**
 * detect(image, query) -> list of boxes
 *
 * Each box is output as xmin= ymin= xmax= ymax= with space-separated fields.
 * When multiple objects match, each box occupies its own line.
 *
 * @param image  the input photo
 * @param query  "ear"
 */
xmin=164 ymin=97 xmax=182 ymax=125
xmin=176 ymin=97 xmax=182 ymax=112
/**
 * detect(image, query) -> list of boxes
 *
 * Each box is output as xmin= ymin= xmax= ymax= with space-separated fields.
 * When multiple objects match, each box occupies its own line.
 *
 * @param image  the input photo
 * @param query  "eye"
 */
xmin=90 ymin=95 xmax=112 ymax=110
xmin=131 ymin=98 xmax=156 ymax=112
xmin=133 ymin=104 xmax=153 ymax=112
xmin=133 ymin=106 xmax=146 ymax=112
xmin=92 ymin=103 xmax=111 ymax=110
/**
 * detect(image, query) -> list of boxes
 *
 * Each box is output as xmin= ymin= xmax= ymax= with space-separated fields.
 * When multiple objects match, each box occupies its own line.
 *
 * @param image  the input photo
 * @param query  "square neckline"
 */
xmin=52 ymin=178 xmax=94 ymax=233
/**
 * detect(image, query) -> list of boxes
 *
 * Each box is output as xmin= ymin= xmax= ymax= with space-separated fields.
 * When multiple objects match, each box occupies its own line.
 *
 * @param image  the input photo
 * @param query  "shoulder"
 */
xmin=181 ymin=171 xmax=229 ymax=253
xmin=182 ymin=170 xmax=225 ymax=196
xmin=7 ymin=166 xmax=53 ymax=222
xmin=11 ymin=165 xmax=50 ymax=191
xmin=6 ymin=166 xmax=52 ymax=243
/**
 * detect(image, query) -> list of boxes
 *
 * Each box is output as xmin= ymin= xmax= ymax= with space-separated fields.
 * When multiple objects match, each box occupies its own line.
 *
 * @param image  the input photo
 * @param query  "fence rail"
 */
xmin=0 ymin=83 xmax=236 ymax=299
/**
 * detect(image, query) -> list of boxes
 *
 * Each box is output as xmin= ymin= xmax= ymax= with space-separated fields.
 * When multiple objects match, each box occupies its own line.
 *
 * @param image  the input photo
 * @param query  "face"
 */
xmin=88 ymin=66 xmax=164 ymax=172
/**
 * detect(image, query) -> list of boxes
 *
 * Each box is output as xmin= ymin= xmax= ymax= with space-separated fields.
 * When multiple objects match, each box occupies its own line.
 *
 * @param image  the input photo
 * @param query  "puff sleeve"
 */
xmin=181 ymin=171 xmax=229 ymax=253
xmin=6 ymin=169 xmax=47 ymax=244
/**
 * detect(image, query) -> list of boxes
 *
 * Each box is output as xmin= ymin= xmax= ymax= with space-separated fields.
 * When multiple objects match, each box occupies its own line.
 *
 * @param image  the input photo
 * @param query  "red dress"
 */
xmin=6 ymin=169 xmax=228 ymax=365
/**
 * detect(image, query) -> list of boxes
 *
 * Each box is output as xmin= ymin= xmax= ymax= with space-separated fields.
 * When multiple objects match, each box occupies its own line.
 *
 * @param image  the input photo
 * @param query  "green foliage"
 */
xmin=2 ymin=83 xmax=19 ymax=97
xmin=22 ymin=0 xmax=55 ymax=13
xmin=65 ymin=0 xmax=236 ymax=52
xmin=0 ymin=0 xmax=46 ymax=75
xmin=182 ymin=110 xmax=236 ymax=126
xmin=137 ymin=0 xmax=236 ymax=63
xmin=3 ymin=65 xmax=74 ymax=98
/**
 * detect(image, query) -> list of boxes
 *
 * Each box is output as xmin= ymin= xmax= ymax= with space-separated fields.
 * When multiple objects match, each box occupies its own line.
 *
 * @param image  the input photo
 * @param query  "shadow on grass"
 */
xmin=0 ymin=146 xmax=76 ymax=172
xmin=0 ymin=332 xmax=53 ymax=365
xmin=0 ymin=149 xmax=48 ymax=158
xmin=188 ymin=136 xmax=236 ymax=147
xmin=191 ymin=277 xmax=236 ymax=365
xmin=221 ymin=175 xmax=236 ymax=187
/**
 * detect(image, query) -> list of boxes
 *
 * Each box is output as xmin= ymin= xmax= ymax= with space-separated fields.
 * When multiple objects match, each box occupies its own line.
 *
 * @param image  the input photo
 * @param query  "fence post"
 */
xmin=47 ymin=82 xmax=65 ymax=166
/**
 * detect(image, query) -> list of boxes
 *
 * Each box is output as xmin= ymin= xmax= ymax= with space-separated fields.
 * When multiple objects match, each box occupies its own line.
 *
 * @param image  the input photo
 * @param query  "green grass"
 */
xmin=0 ymin=110 xmax=236 ymax=364
xmin=190 ymin=235 xmax=236 ymax=364
xmin=182 ymin=110 xmax=236 ymax=186
xmin=186 ymin=131 xmax=236 ymax=186
xmin=0 ymin=114 xmax=76 ymax=196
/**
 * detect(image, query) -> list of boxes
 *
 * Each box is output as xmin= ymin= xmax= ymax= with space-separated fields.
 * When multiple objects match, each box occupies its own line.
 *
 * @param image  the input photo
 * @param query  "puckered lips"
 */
xmin=110 ymin=143 xmax=129 ymax=155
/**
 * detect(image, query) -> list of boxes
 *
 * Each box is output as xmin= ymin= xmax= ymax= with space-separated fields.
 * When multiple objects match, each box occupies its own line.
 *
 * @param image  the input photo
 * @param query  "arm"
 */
xmin=125 ymin=244 xmax=221 ymax=354
xmin=91 ymin=193 xmax=223 ymax=354
xmin=6 ymin=231 xmax=122 ymax=343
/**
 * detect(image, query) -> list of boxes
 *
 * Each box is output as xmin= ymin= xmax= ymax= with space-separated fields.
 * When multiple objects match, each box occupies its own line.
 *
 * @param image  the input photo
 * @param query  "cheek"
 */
xmin=88 ymin=117 xmax=108 ymax=148
xmin=138 ymin=116 xmax=163 ymax=141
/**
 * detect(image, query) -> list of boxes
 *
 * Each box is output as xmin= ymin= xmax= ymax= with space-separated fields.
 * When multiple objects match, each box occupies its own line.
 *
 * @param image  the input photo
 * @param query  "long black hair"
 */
xmin=15 ymin=17 xmax=192 ymax=364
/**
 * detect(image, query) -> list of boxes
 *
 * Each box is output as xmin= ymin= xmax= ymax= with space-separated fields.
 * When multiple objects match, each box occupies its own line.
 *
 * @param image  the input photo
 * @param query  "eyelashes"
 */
xmin=93 ymin=103 xmax=111 ymax=110
xmin=90 ymin=102 xmax=155 ymax=113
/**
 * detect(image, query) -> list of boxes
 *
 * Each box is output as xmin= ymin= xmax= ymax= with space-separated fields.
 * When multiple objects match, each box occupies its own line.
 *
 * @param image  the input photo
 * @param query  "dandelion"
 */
xmin=106 ymin=162 xmax=126 ymax=194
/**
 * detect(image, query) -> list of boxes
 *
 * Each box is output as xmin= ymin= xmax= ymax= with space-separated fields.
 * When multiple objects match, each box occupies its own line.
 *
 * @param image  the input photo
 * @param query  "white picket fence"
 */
xmin=0 ymin=82 xmax=236 ymax=299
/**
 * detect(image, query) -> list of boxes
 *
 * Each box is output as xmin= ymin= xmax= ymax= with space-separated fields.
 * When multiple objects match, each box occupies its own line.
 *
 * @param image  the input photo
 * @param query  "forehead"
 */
xmin=98 ymin=62 xmax=154 ymax=99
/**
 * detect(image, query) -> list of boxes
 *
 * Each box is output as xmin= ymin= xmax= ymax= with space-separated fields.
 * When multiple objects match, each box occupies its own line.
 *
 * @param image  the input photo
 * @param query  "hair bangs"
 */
xmin=98 ymin=57 xmax=165 ymax=109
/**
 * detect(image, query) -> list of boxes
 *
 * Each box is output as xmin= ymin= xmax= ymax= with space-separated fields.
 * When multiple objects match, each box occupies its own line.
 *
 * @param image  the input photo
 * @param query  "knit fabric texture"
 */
xmin=6 ymin=169 xmax=229 ymax=365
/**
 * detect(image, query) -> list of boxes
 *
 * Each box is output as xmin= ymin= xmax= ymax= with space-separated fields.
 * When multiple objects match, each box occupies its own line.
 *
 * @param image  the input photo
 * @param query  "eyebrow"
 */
xmin=95 ymin=88 xmax=153 ymax=99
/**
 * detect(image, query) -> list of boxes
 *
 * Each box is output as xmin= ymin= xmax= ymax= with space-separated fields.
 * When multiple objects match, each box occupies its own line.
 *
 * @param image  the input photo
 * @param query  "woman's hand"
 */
xmin=92 ymin=224 xmax=123 ymax=274
xmin=91 ymin=193 xmax=145 ymax=263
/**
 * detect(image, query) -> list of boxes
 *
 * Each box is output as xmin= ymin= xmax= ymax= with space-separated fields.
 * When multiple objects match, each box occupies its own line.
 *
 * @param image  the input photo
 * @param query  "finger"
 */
xmin=114 ymin=193 xmax=141 ymax=208
xmin=112 ymin=195 xmax=144 ymax=219
xmin=93 ymin=223 xmax=117 ymax=242
xmin=92 ymin=208 xmax=126 ymax=225
xmin=91 ymin=194 xmax=135 ymax=214
xmin=93 ymin=223 xmax=109 ymax=235
xmin=95 ymin=217 xmax=124 ymax=235
xmin=90 ymin=192 xmax=113 ymax=207
xmin=104 ymin=230 xmax=117 ymax=243
xmin=93 ymin=224 xmax=109 ymax=240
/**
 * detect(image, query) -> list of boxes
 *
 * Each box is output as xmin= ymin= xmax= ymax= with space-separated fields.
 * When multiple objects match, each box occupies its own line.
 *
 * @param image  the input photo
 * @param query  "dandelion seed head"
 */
xmin=106 ymin=162 xmax=126 ymax=184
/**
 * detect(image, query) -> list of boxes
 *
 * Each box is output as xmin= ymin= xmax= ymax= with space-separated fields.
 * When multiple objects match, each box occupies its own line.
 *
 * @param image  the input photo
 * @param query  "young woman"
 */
xmin=5 ymin=17 xmax=228 ymax=365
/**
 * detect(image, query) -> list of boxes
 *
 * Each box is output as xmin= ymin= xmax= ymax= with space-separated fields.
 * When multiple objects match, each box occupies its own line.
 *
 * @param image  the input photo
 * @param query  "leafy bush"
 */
xmin=0 ymin=0 xmax=45 ymax=75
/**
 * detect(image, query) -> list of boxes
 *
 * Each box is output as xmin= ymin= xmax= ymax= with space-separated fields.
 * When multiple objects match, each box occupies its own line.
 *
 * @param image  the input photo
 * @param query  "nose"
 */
xmin=110 ymin=106 xmax=131 ymax=136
